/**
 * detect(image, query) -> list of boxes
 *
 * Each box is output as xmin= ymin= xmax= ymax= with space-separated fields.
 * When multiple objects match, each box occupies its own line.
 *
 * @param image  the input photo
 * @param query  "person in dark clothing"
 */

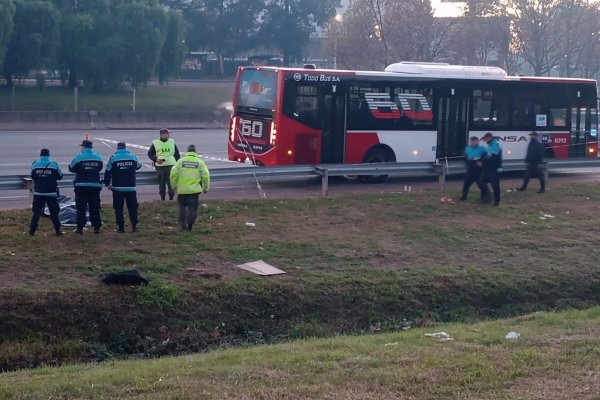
xmin=461 ymin=136 xmax=487 ymax=201
xmin=147 ymin=128 xmax=180 ymax=200
xmin=104 ymin=142 xmax=142 ymax=233
xmin=69 ymin=140 xmax=103 ymax=234
xmin=481 ymin=132 xmax=503 ymax=207
xmin=29 ymin=148 xmax=64 ymax=236
xmin=517 ymin=131 xmax=546 ymax=193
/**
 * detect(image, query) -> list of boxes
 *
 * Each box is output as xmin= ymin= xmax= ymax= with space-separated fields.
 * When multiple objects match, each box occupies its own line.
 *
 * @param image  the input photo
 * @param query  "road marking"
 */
xmin=96 ymin=137 xmax=237 ymax=164
xmin=99 ymin=140 xmax=114 ymax=149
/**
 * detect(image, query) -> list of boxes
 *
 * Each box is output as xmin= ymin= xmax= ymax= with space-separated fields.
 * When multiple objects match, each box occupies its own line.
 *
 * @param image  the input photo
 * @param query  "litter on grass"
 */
xmin=424 ymin=332 xmax=451 ymax=339
xmin=236 ymin=260 xmax=286 ymax=276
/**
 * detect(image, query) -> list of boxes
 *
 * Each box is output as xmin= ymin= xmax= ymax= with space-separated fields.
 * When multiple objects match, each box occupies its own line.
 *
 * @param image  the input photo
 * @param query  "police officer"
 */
xmin=170 ymin=144 xmax=210 ymax=231
xmin=461 ymin=136 xmax=486 ymax=201
xmin=517 ymin=131 xmax=546 ymax=193
xmin=148 ymin=128 xmax=180 ymax=200
xmin=104 ymin=142 xmax=142 ymax=233
xmin=29 ymin=148 xmax=63 ymax=236
xmin=481 ymin=132 xmax=503 ymax=207
xmin=69 ymin=140 xmax=103 ymax=234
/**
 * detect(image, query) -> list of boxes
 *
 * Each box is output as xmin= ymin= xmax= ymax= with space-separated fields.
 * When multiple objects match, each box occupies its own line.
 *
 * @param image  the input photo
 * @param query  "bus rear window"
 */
xmin=236 ymin=69 xmax=278 ymax=114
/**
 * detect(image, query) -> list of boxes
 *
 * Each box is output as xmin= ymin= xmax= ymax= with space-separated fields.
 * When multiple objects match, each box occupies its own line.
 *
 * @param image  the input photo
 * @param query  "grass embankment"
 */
xmin=2 ymin=307 xmax=599 ymax=399
xmin=1 ymin=184 xmax=600 ymax=370
xmin=0 ymin=83 xmax=233 ymax=112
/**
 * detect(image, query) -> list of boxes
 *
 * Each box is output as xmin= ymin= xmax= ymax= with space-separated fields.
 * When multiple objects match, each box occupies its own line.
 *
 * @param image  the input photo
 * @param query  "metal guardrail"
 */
xmin=3 ymin=158 xmax=600 ymax=197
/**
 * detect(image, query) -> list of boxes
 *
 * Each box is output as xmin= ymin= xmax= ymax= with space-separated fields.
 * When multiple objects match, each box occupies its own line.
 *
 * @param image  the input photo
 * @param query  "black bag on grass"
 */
xmin=101 ymin=269 xmax=148 ymax=286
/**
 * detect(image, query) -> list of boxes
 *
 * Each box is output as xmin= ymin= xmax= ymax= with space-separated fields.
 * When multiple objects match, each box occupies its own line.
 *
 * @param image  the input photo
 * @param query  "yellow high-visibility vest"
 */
xmin=152 ymin=139 xmax=176 ymax=166
xmin=170 ymin=152 xmax=211 ymax=194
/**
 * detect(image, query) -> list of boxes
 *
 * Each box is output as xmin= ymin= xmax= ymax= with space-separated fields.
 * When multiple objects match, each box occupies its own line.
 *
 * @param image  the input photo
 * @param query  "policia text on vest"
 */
xmin=148 ymin=129 xmax=180 ymax=201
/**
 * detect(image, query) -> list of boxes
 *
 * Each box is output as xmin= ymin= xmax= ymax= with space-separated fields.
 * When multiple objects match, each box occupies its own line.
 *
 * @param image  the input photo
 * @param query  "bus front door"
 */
xmin=321 ymin=86 xmax=347 ymax=164
xmin=437 ymin=89 xmax=470 ymax=159
xmin=569 ymin=105 xmax=587 ymax=158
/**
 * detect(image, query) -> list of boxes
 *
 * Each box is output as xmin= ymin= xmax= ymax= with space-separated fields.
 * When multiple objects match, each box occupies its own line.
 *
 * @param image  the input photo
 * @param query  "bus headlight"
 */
xmin=230 ymin=117 xmax=237 ymax=142
xmin=270 ymin=122 xmax=277 ymax=145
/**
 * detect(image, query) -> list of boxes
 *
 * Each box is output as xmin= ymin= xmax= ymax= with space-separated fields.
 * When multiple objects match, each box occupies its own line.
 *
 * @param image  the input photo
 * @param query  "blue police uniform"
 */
xmin=104 ymin=147 xmax=142 ymax=232
xmin=29 ymin=153 xmax=63 ymax=235
xmin=461 ymin=144 xmax=486 ymax=201
xmin=69 ymin=142 xmax=104 ymax=233
xmin=481 ymin=137 xmax=503 ymax=206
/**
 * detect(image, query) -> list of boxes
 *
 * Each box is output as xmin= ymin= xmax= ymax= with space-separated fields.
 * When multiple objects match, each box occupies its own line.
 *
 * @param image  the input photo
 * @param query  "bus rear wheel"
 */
xmin=359 ymin=147 xmax=395 ymax=183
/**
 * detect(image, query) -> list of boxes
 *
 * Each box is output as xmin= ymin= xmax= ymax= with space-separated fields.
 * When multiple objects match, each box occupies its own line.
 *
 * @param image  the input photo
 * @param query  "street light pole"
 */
xmin=333 ymin=13 xmax=342 ymax=70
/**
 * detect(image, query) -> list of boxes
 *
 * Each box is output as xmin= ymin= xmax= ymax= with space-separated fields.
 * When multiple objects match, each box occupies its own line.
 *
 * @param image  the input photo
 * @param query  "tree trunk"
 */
xmin=68 ymin=69 xmax=78 ymax=88
xmin=93 ymin=70 xmax=103 ymax=93
xmin=283 ymin=51 xmax=291 ymax=67
xmin=217 ymin=52 xmax=225 ymax=77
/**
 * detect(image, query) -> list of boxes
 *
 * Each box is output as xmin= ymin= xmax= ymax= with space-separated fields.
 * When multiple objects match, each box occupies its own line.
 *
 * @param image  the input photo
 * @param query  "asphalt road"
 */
xmin=0 ymin=129 xmax=235 ymax=176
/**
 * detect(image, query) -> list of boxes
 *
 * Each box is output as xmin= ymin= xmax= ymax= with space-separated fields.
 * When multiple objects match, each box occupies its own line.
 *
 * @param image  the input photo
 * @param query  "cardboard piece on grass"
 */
xmin=236 ymin=260 xmax=286 ymax=276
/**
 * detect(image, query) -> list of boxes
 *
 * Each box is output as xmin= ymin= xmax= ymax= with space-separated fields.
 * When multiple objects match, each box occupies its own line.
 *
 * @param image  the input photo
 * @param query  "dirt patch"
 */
xmin=507 ymin=372 xmax=600 ymax=400
xmin=180 ymin=253 xmax=243 ymax=281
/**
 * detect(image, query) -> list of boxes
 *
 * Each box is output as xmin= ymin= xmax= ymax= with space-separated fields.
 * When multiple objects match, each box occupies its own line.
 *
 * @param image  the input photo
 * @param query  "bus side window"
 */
xmin=472 ymin=89 xmax=509 ymax=127
xmin=283 ymin=83 xmax=320 ymax=129
xmin=393 ymin=87 xmax=433 ymax=129
xmin=512 ymin=91 xmax=544 ymax=128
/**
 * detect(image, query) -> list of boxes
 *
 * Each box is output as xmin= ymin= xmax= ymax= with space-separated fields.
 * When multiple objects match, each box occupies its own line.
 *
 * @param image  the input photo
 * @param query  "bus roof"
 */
xmin=246 ymin=64 xmax=597 ymax=85
xmin=384 ymin=62 xmax=507 ymax=80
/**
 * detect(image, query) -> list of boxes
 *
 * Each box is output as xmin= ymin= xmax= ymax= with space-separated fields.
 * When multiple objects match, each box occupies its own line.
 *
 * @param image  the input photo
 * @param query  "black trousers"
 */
xmin=177 ymin=193 xmax=199 ymax=228
xmin=462 ymin=166 xmax=484 ymax=199
xmin=75 ymin=187 xmax=102 ymax=230
xmin=30 ymin=195 xmax=61 ymax=234
xmin=112 ymin=190 xmax=139 ymax=229
xmin=481 ymin=169 xmax=501 ymax=205
xmin=156 ymin=166 xmax=174 ymax=200
xmin=521 ymin=164 xmax=545 ymax=190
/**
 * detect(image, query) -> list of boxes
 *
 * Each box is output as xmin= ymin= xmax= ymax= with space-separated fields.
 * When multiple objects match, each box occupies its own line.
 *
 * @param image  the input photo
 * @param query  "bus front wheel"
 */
xmin=359 ymin=147 xmax=395 ymax=183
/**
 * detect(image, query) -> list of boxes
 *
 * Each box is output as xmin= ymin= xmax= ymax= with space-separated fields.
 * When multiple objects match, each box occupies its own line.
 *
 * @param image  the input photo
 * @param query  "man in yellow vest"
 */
xmin=170 ymin=144 xmax=210 ymax=231
xmin=148 ymin=128 xmax=180 ymax=200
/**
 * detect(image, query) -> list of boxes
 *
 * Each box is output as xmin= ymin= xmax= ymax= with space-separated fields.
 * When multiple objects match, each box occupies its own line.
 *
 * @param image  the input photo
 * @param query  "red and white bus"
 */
xmin=228 ymin=62 xmax=599 ymax=168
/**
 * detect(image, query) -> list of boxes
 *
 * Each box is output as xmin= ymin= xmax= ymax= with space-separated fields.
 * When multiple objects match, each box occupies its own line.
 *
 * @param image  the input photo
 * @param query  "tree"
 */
xmin=554 ymin=0 xmax=600 ymax=77
xmin=333 ymin=0 xmax=388 ymax=69
xmin=3 ymin=0 xmax=60 ymax=86
xmin=157 ymin=10 xmax=186 ymax=83
xmin=0 ymin=0 xmax=15 ymax=76
xmin=334 ymin=0 xmax=458 ymax=69
xmin=114 ymin=1 xmax=168 ymax=89
xmin=184 ymin=0 xmax=263 ymax=76
xmin=261 ymin=0 xmax=340 ymax=66
xmin=50 ymin=0 xmax=111 ymax=87
xmin=455 ymin=0 xmax=517 ymax=72
xmin=507 ymin=0 xmax=563 ymax=76
xmin=384 ymin=0 xmax=459 ymax=63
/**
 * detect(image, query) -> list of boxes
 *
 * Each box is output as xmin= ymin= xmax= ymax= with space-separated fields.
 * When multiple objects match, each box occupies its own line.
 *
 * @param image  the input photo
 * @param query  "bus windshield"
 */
xmin=236 ymin=69 xmax=278 ymax=114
